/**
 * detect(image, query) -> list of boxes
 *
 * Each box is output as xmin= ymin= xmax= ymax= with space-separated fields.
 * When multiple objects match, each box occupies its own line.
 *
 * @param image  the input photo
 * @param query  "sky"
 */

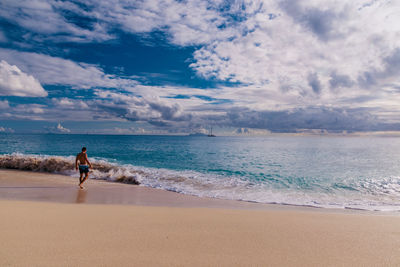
xmin=1 ymin=0 xmax=400 ymax=134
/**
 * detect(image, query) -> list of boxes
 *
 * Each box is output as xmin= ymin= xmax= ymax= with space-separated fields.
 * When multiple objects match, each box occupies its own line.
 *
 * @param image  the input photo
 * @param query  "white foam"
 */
xmin=1 ymin=153 xmax=400 ymax=211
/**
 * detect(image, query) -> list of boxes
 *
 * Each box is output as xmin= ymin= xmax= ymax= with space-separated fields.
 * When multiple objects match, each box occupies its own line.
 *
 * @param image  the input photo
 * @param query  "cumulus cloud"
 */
xmin=56 ymin=0 xmax=234 ymax=46
xmin=0 ymin=0 xmax=112 ymax=42
xmin=45 ymin=122 xmax=71 ymax=133
xmin=2 ymin=0 xmax=400 ymax=132
xmin=0 ymin=0 xmax=232 ymax=45
xmin=189 ymin=0 xmax=400 ymax=97
xmin=0 ymin=84 xmax=396 ymax=132
xmin=89 ymin=88 xmax=387 ymax=132
xmin=52 ymin=98 xmax=89 ymax=109
xmin=93 ymin=90 xmax=192 ymax=126
xmin=56 ymin=123 xmax=70 ymax=133
xmin=4 ymin=0 xmax=400 ymax=97
xmin=0 ymin=101 xmax=95 ymax=121
xmin=279 ymin=0 xmax=347 ymax=41
xmin=0 ymin=49 xmax=137 ymax=90
xmin=0 ymin=60 xmax=47 ymax=97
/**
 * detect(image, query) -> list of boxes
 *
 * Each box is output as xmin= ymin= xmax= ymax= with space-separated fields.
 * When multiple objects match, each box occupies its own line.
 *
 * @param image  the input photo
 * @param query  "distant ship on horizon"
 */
xmin=207 ymin=127 xmax=216 ymax=137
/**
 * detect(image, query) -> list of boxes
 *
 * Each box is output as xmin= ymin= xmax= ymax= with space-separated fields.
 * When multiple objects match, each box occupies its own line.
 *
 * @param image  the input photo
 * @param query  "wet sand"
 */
xmin=0 ymin=169 xmax=291 ymax=209
xmin=1 ymin=170 xmax=400 ymax=266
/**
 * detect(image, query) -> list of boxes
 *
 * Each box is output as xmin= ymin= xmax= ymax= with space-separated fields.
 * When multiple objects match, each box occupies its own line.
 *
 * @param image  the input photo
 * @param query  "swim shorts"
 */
xmin=79 ymin=165 xmax=89 ymax=174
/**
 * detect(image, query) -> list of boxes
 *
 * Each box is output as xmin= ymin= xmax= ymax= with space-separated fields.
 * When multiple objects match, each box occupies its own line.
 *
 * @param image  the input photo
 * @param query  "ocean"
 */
xmin=1 ymin=133 xmax=400 ymax=211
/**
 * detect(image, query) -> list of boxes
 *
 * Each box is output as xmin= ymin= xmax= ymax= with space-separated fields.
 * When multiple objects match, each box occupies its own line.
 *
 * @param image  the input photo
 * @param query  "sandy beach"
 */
xmin=3 ymin=0 xmax=400 ymax=265
xmin=1 ymin=170 xmax=400 ymax=266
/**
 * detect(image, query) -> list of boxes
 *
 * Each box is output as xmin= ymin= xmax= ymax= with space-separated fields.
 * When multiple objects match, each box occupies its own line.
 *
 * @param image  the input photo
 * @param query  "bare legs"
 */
xmin=79 ymin=172 xmax=89 ymax=189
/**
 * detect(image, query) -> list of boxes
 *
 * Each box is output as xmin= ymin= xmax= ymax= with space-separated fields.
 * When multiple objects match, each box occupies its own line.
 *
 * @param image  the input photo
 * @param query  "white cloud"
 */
xmin=63 ymin=0 xmax=234 ymax=46
xmin=4 ymin=0 xmax=400 ymax=100
xmin=115 ymin=0 xmax=400 ymax=124
xmin=0 ymin=0 xmax=230 ymax=45
xmin=0 ymin=60 xmax=47 ymax=97
xmin=15 ymin=104 xmax=46 ymax=114
xmin=45 ymin=123 xmax=71 ymax=133
xmin=190 ymin=0 xmax=400 ymax=94
xmin=3 ymin=0 xmax=400 ymax=131
xmin=52 ymin=98 xmax=89 ymax=109
xmin=56 ymin=122 xmax=70 ymax=133
xmin=0 ymin=49 xmax=138 ymax=89
xmin=63 ymin=0 xmax=400 ymax=120
xmin=0 ymin=0 xmax=112 ymax=43
xmin=93 ymin=89 xmax=191 ymax=124
xmin=59 ymin=0 xmax=400 ymax=100
xmin=0 ymin=101 xmax=97 ymax=121
xmin=4 ymin=0 xmax=400 ymax=107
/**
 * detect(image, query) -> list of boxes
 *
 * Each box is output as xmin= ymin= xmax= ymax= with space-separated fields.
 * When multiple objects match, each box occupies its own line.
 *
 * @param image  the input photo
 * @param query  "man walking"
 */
xmin=75 ymin=147 xmax=92 ymax=189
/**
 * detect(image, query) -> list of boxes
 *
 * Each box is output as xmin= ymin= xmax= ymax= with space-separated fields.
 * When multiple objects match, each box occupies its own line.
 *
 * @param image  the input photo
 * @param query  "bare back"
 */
xmin=76 ymin=152 xmax=89 ymax=165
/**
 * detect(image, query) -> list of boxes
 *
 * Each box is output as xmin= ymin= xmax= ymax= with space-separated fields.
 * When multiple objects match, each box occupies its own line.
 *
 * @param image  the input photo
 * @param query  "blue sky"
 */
xmin=1 ymin=0 xmax=400 ymax=134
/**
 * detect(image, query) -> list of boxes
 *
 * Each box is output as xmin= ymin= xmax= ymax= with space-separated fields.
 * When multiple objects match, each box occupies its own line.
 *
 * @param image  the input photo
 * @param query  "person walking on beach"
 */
xmin=75 ymin=147 xmax=92 ymax=189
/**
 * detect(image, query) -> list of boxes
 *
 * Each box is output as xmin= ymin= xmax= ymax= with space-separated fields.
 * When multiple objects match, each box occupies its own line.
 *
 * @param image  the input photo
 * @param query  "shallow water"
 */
xmin=1 ymin=133 xmax=400 ymax=211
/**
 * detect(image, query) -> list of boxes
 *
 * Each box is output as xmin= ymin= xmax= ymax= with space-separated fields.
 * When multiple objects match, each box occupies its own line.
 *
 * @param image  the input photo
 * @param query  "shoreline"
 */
xmin=2 ymin=153 xmax=400 ymax=213
xmin=2 ymin=169 xmax=400 ymax=266
xmin=0 ymin=169 xmax=313 ymax=211
xmin=0 ymin=169 xmax=390 ymax=214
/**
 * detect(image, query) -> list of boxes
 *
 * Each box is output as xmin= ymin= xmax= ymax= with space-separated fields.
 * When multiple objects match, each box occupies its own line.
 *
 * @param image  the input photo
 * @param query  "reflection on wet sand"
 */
xmin=1 ymin=170 xmax=278 ymax=209
xmin=75 ymin=189 xmax=87 ymax=204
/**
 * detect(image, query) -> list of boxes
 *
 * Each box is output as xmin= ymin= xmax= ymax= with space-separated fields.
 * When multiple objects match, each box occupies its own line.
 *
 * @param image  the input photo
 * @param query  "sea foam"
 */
xmin=1 ymin=153 xmax=400 ymax=212
xmin=0 ymin=153 xmax=139 ymax=184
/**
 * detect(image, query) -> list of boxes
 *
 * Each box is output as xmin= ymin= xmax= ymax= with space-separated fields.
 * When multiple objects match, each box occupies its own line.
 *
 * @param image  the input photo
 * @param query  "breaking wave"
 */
xmin=0 ymin=153 xmax=141 ymax=184
xmin=0 ymin=153 xmax=251 ymax=192
xmin=1 ymin=153 xmax=400 ymax=211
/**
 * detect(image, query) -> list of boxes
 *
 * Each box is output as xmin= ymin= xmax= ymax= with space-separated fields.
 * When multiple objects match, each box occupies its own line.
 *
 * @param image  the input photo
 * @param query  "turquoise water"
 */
xmin=1 ymin=134 xmax=400 ymax=211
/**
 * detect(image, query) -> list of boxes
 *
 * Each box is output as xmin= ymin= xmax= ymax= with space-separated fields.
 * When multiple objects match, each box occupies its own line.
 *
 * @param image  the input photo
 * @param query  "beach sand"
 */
xmin=1 ymin=170 xmax=400 ymax=266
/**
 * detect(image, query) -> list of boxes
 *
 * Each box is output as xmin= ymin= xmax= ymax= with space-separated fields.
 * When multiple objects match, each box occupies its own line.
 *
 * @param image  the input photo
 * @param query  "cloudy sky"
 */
xmin=1 ymin=0 xmax=400 ymax=134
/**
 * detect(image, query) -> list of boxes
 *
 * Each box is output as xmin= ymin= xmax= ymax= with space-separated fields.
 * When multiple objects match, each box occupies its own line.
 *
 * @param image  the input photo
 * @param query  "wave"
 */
xmin=0 ymin=153 xmax=252 ymax=192
xmin=0 ymin=153 xmax=140 ymax=184
xmin=1 ymin=153 xmax=400 ymax=211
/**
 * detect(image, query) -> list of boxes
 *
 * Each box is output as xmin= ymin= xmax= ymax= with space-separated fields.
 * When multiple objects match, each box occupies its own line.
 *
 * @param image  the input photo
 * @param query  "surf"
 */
xmin=1 ymin=153 xmax=400 ymax=212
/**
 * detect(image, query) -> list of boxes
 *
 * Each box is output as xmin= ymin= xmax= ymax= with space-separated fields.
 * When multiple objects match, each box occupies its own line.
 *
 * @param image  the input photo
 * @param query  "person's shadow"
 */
xmin=75 ymin=189 xmax=88 ymax=204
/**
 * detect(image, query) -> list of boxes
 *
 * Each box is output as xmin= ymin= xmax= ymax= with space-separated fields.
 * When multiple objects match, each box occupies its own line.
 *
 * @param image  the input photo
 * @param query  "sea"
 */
xmin=1 ymin=133 xmax=400 ymax=211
